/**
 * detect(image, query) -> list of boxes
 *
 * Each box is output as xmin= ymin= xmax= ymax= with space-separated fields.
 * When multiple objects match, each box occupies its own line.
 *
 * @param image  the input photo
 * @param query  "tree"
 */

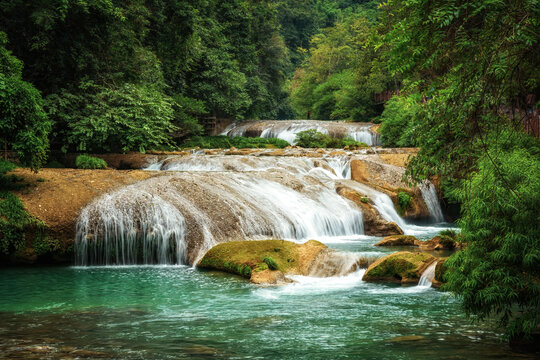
xmin=381 ymin=0 xmax=540 ymax=340
xmin=0 ymin=32 xmax=50 ymax=171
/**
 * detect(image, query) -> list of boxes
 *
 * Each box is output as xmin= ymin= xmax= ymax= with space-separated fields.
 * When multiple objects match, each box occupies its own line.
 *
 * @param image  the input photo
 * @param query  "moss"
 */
xmin=435 ymin=259 xmax=447 ymax=283
xmin=263 ymin=257 xmax=279 ymax=270
xmin=397 ymin=191 xmax=412 ymax=215
xmin=198 ymin=239 xmax=326 ymax=279
xmin=360 ymin=196 xmax=370 ymax=203
xmin=363 ymin=251 xmax=435 ymax=283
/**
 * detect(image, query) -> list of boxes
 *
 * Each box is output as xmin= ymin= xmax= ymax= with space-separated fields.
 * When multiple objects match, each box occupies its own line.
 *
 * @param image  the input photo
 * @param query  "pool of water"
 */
xmin=0 ymin=229 xmax=525 ymax=359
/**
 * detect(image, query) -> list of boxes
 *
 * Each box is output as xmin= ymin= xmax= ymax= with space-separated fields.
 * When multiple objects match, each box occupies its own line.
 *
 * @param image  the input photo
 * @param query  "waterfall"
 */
xmin=75 ymin=188 xmax=187 ymax=266
xmin=418 ymin=261 xmax=437 ymax=287
xmin=75 ymin=170 xmax=365 ymax=266
xmin=308 ymin=250 xmax=376 ymax=277
xmin=419 ymin=181 xmax=444 ymax=222
xmin=222 ymin=120 xmax=380 ymax=146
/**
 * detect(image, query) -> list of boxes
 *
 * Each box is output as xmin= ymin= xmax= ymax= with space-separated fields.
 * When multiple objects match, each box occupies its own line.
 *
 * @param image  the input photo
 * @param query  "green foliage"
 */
xmin=442 ymin=141 xmax=540 ymax=340
xmin=289 ymin=13 xmax=393 ymax=120
xmin=180 ymin=136 xmax=289 ymax=149
xmin=0 ymin=191 xmax=47 ymax=256
xmin=295 ymin=129 xmax=330 ymax=148
xmin=360 ymin=197 xmax=370 ymax=204
xmin=294 ymin=129 xmax=367 ymax=148
xmin=263 ymin=256 xmax=279 ymax=271
xmin=397 ymin=191 xmax=412 ymax=215
xmin=75 ymin=155 xmax=107 ymax=170
xmin=0 ymin=160 xmax=25 ymax=191
xmin=379 ymin=95 xmax=419 ymax=147
xmin=47 ymin=82 xmax=176 ymax=153
xmin=379 ymin=0 xmax=539 ymax=339
xmin=0 ymin=32 xmax=51 ymax=171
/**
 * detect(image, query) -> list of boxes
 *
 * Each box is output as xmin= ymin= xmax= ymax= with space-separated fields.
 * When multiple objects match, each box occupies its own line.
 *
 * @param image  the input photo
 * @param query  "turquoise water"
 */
xmin=0 ymin=232 xmax=526 ymax=359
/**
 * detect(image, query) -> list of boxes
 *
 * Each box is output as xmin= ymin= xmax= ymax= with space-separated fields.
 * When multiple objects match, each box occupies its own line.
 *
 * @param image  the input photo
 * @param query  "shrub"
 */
xmin=0 ymin=191 xmax=47 ymax=256
xmin=397 ymin=191 xmax=412 ymax=215
xmin=295 ymin=129 xmax=368 ymax=148
xmin=263 ymin=256 xmax=279 ymax=270
xmin=379 ymin=95 xmax=419 ymax=147
xmin=179 ymin=136 xmax=289 ymax=149
xmin=360 ymin=197 xmax=370 ymax=203
xmin=75 ymin=155 xmax=107 ymax=169
xmin=0 ymin=160 xmax=25 ymax=191
xmin=295 ymin=129 xmax=330 ymax=148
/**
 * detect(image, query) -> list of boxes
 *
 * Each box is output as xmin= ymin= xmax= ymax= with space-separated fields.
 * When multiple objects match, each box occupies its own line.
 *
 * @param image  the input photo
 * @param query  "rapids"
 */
xmin=222 ymin=120 xmax=381 ymax=145
xmin=75 ymin=153 xmax=446 ymax=266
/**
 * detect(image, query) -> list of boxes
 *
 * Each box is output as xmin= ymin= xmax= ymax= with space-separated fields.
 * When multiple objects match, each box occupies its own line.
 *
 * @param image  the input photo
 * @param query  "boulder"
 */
xmin=417 ymin=235 xmax=456 ymax=251
xmin=362 ymin=251 xmax=437 ymax=284
xmin=433 ymin=258 xmax=447 ymax=287
xmin=374 ymin=235 xmax=419 ymax=247
xmin=336 ymin=186 xmax=403 ymax=236
xmin=197 ymin=239 xmax=327 ymax=284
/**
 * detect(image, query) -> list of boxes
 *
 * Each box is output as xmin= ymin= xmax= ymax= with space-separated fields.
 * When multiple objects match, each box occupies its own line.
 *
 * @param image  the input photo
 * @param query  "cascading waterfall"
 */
xmin=419 ymin=181 xmax=445 ymax=223
xmin=308 ymin=249 xmax=376 ymax=277
xmin=75 ymin=169 xmax=365 ymax=266
xmin=418 ymin=261 xmax=438 ymax=287
xmin=222 ymin=120 xmax=380 ymax=146
xmin=75 ymin=188 xmax=187 ymax=266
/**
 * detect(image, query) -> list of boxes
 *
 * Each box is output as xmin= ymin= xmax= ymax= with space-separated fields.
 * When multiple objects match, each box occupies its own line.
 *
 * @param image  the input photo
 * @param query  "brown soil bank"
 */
xmin=3 ymin=168 xmax=163 ymax=264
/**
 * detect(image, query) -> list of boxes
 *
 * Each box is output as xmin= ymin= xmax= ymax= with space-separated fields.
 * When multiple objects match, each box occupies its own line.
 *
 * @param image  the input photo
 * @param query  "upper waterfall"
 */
xmin=222 ymin=120 xmax=380 ymax=146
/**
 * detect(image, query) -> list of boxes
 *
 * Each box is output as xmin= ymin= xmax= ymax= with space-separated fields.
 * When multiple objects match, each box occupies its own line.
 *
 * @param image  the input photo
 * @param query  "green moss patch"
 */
xmin=198 ymin=239 xmax=326 ymax=279
xmin=362 ymin=251 xmax=435 ymax=283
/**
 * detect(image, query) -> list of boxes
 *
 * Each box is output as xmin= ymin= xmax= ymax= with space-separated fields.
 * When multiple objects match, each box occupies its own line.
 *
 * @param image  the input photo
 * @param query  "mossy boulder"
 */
xmin=417 ymin=235 xmax=456 ymax=251
xmin=374 ymin=235 xmax=419 ymax=247
xmin=197 ymin=239 xmax=327 ymax=284
xmin=362 ymin=251 xmax=436 ymax=284
xmin=433 ymin=258 xmax=448 ymax=287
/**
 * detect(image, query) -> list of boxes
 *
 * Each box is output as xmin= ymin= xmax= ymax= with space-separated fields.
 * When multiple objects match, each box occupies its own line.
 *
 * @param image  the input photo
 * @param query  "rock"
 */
xmin=336 ymin=185 xmax=403 ymax=236
xmin=385 ymin=335 xmax=426 ymax=343
xmin=362 ymin=251 xmax=437 ymax=284
xmin=417 ymin=235 xmax=456 ymax=251
xmin=374 ymin=235 xmax=419 ymax=247
xmin=197 ymin=240 xmax=327 ymax=284
xmin=250 ymin=269 xmax=292 ymax=285
xmin=433 ymin=258 xmax=447 ymax=287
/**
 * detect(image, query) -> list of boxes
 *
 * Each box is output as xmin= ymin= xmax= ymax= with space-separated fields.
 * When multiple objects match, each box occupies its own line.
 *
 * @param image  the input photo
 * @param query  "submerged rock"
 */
xmin=374 ymin=235 xmax=419 ymax=247
xmin=362 ymin=251 xmax=436 ymax=284
xmin=197 ymin=240 xmax=327 ymax=284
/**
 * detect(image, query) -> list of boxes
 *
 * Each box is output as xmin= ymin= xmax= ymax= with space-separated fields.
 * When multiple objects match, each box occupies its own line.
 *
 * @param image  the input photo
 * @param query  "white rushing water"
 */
xmin=418 ymin=261 xmax=438 ymax=287
xmin=76 ymin=153 xmax=447 ymax=266
xmin=75 ymin=169 xmax=364 ymax=265
xmin=75 ymin=188 xmax=187 ymax=266
xmin=419 ymin=181 xmax=445 ymax=223
xmin=222 ymin=120 xmax=381 ymax=146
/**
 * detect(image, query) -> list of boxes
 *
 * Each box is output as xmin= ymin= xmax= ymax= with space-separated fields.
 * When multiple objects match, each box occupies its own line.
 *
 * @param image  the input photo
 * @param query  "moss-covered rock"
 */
xmin=417 ymin=235 xmax=456 ymax=251
xmin=197 ymin=239 xmax=327 ymax=284
xmin=374 ymin=235 xmax=419 ymax=247
xmin=433 ymin=258 xmax=447 ymax=287
xmin=362 ymin=251 xmax=436 ymax=284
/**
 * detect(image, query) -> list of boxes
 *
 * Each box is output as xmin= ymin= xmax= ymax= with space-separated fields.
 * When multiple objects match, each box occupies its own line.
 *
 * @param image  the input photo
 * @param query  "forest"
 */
xmin=0 ymin=0 xmax=539 ymax=352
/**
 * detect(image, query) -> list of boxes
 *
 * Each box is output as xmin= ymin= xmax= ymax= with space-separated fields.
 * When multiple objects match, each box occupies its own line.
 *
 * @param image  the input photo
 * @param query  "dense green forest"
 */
xmin=0 ymin=0 xmax=538 ymax=345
